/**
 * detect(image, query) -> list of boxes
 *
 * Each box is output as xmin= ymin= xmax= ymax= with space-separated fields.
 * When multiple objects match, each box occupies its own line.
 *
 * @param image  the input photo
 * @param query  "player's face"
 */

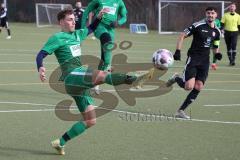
xmin=60 ymin=14 xmax=76 ymax=32
xmin=229 ymin=4 xmax=236 ymax=13
xmin=76 ymin=2 xmax=82 ymax=9
xmin=205 ymin=10 xmax=217 ymax=23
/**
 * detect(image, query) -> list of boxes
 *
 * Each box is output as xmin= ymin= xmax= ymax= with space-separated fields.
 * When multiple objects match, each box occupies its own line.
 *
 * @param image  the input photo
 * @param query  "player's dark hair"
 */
xmin=57 ymin=9 xmax=74 ymax=21
xmin=205 ymin=6 xmax=217 ymax=12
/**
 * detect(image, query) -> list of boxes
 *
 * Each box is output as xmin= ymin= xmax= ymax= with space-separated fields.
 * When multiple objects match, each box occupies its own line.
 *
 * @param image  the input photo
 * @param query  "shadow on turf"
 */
xmin=0 ymin=146 xmax=56 ymax=156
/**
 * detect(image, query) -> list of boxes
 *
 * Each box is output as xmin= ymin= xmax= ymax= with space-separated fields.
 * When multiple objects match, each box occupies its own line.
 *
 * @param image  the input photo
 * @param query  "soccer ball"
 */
xmin=152 ymin=49 xmax=174 ymax=70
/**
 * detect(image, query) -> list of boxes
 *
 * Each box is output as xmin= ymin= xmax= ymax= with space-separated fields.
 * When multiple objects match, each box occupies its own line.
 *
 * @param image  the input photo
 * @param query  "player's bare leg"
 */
xmin=52 ymin=105 xmax=96 ymax=155
xmin=175 ymin=78 xmax=202 ymax=119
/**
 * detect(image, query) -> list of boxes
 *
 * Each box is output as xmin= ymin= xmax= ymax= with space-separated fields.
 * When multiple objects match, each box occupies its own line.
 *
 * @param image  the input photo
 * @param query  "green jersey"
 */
xmin=214 ymin=18 xmax=221 ymax=29
xmin=42 ymin=28 xmax=88 ymax=78
xmin=81 ymin=0 xmax=127 ymax=28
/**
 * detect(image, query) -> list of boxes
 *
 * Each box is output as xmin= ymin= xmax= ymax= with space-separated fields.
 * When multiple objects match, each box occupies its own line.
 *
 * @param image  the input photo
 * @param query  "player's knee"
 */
xmin=94 ymin=70 xmax=108 ymax=84
xmin=184 ymin=83 xmax=194 ymax=91
xmin=184 ymin=78 xmax=196 ymax=90
xmin=100 ymin=33 xmax=112 ymax=45
xmin=194 ymin=81 xmax=204 ymax=91
xmin=85 ymin=119 xmax=97 ymax=127
xmin=194 ymin=85 xmax=203 ymax=91
xmin=185 ymin=86 xmax=193 ymax=91
xmin=100 ymin=33 xmax=114 ymax=52
xmin=83 ymin=105 xmax=96 ymax=127
xmin=98 ymin=71 xmax=108 ymax=83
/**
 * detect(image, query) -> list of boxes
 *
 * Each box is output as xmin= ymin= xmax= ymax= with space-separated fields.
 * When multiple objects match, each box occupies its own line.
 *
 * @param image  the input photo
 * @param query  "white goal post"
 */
xmin=158 ymin=0 xmax=232 ymax=34
xmin=36 ymin=3 xmax=72 ymax=27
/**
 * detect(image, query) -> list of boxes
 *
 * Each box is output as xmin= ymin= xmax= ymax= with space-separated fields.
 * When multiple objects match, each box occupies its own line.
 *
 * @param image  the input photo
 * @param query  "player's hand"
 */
xmin=39 ymin=67 xmax=47 ymax=82
xmin=97 ymin=8 xmax=110 ymax=19
xmin=214 ymin=52 xmax=222 ymax=61
xmin=110 ymin=21 xmax=118 ymax=28
xmin=211 ymin=63 xmax=217 ymax=70
xmin=174 ymin=49 xmax=181 ymax=61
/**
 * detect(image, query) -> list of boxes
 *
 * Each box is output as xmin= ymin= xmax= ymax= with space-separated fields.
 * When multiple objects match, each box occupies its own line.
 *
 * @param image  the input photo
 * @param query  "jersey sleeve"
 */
xmin=81 ymin=0 xmax=99 ymax=29
xmin=77 ymin=28 xmax=89 ymax=42
xmin=117 ymin=1 xmax=127 ymax=25
xmin=0 ymin=8 xmax=7 ymax=18
xmin=212 ymin=30 xmax=221 ymax=48
xmin=41 ymin=35 xmax=60 ymax=55
xmin=183 ymin=24 xmax=196 ymax=37
xmin=238 ymin=15 xmax=240 ymax=26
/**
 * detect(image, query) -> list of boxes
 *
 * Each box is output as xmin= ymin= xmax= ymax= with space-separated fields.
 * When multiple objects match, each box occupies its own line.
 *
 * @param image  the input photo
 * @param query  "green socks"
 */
xmin=60 ymin=121 xmax=86 ymax=146
xmin=98 ymin=43 xmax=113 ymax=71
xmin=104 ymin=73 xmax=128 ymax=85
xmin=213 ymin=56 xmax=217 ymax=63
xmin=104 ymin=73 xmax=138 ymax=85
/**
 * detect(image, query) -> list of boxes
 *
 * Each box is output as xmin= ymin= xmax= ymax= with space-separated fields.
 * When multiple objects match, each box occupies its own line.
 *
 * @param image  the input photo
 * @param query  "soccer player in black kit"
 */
xmin=73 ymin=1 xmax=84 ymax=29
xmin=0 ymin=3 xmax=11 ymax=39
xmin=166 ymin=7 xmax=222 ymax=119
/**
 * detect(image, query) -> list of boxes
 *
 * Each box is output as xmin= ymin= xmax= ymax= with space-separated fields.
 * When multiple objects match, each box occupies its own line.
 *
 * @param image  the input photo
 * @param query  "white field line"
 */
xmin=0 ymin=82 xmax=240 ymax=92
xmin=0 ymin=67 xmax=240 ymax=76
xmin=0 ymin=62 xmax=240 ymax=70
xmin=176 ymin=88 xmax=240 ymax=92
xmin=204 ymin=104 xmax=240 ymax=107
xmin=0 ymin=101 xmax=240 ymax=125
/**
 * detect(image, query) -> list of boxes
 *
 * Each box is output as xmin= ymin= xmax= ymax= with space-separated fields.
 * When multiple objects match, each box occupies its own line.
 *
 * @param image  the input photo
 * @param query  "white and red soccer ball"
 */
xmin=152 ymin=49 xmax=174 ymax=70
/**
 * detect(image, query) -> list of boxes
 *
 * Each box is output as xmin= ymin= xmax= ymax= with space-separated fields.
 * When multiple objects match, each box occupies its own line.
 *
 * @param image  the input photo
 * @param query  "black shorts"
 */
xmin=182 ymin=56 xmax=209 ymax=84
xmin=0 ymin=18 xmax=9 ymax=28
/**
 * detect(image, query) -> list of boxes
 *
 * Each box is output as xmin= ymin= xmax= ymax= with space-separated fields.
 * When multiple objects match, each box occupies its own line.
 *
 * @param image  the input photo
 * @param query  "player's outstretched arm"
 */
xmin=87 ymin=8 xmax=109 ymax=35
xmin=176 ymin=32 xmax=186 ymax=51
xmin=0 ymin=8 xmax=7 ymax=18
xmin=117 ymin=1 xmax=127 ymax=26
xmin=36 ymin=50 xmax=48 ymax=82
xmin=174 ymin=32 xmax=187 ymax=61
xmin=81 ymin=0 xmax=98 ymax=29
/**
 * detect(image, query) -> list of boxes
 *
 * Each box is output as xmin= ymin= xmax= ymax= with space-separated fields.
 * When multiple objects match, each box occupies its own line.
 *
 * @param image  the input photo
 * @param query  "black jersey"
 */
xmin=0 ymin=7 xmax=7 ymax=20
xmin=74 ymin=8 xmax=84 ymax=29
xmin=184 ymin=20 xmax=221 ymax=57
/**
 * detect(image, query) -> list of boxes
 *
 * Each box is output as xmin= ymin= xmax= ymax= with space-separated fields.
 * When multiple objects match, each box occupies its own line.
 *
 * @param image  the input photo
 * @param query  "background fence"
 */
xmin=5 ymin=0 xmax=240 ymax=30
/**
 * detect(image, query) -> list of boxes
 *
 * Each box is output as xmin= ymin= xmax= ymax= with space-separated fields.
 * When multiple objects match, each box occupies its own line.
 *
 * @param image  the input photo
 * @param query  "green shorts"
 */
xmin=71 ymin=91 xmax=94 ymax=112
xmin=94 ymin=22 xmax=115 ymax=40
xmin=64 ymin=66 xmax=94 ymax=112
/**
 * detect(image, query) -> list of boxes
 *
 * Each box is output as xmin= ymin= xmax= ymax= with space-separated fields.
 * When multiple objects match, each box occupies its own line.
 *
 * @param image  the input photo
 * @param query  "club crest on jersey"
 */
xmin=70 ymin=44 xmax=81 ymax=57
xmin=212 ymin=31 xmax=216 ymax=37
xmin=113 ymin=3 xmax=118 ymax=7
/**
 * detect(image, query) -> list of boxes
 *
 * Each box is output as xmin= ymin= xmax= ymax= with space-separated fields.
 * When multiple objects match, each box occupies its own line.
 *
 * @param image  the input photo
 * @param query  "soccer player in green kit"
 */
xmin=36 ymin=8 xmax=152 ymax=155
xmin=211 ymin=12 xmax=222 ymax=70
xmin=81 ymin=0 xmax=127 ymax=72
